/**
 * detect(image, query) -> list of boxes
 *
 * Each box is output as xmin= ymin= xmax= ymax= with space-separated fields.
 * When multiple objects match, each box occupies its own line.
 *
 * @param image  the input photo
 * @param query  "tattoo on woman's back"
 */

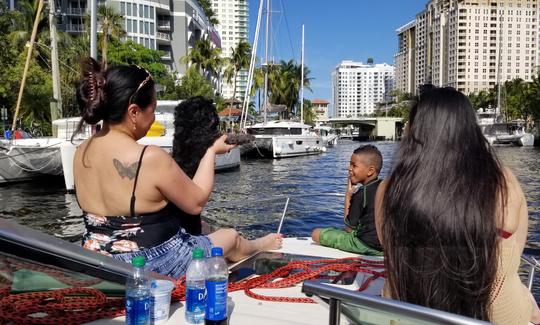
xmin=113 ymin=159 xmax=139 ymax=180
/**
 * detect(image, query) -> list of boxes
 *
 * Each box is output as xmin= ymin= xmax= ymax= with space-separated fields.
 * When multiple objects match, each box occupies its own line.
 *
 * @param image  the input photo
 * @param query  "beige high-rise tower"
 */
xmin=395 ymin=0 xmax=539 ymax=95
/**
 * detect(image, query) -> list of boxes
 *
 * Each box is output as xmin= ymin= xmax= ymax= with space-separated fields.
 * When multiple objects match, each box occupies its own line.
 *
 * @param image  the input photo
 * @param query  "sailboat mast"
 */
xmin=240 ymin=0 xmax=264 ymax=130
xmin=11 ymin=0 xmax=45 ymax=132
xmin=90 ymin=0 xmax=98 ymax=59
xmin=495 ymin=9 xmax=502 ymax=117
xmin=263 ymin=0 xmax=270 ymax=124
xmin=49 ymin=0 xmax=62 ymax=119
xmin=300 ymin=24 xmax=304 ymax=124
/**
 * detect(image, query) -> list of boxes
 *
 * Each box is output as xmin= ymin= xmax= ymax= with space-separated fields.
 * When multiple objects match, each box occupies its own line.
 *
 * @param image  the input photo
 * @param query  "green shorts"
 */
xmin=319 ymin=228 xmax=383 ymax=256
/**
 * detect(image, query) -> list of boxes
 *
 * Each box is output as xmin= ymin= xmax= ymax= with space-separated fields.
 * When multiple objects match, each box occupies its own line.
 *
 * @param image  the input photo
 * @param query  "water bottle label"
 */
xmin=205 ymin=280 xmax=227 ymax=321
xmin=186 ymin=287 xmax=207 ymax=313
xmin=125 ymin=296 xmax=151 ymax=325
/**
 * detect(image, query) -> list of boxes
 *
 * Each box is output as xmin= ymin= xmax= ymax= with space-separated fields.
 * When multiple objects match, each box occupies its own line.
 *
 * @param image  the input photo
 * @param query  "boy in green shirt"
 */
xmin=311 ymin=145 xmax=383 ymax=255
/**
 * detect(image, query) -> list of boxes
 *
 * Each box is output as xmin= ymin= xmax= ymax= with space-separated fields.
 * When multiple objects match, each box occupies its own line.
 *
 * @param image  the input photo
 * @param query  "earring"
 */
xmin=133 ymin=123 xmax=137 ymax=130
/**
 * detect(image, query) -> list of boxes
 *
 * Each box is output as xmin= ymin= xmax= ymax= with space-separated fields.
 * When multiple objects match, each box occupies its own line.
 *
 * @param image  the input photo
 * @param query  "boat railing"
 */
xmin=302 ymin=280 xmax=492 ymax=325
xmin=522 ymin=248 xmax=540 ymax=291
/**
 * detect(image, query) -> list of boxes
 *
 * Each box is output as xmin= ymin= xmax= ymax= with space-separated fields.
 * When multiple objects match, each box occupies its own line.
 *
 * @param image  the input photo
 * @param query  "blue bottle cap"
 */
xmin=211 ymin=247 xmax=223 ymax=257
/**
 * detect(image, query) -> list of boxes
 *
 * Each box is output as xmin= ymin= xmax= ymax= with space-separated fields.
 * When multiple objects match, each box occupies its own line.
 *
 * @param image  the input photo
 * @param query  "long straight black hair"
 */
xmin=381 ymin=87 xmax=507 ymax=321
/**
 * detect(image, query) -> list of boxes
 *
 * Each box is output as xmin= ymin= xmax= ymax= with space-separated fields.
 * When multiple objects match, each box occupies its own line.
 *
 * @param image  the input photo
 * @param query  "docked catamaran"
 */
xmin=240 ymin=2 xmax=323 ymax=159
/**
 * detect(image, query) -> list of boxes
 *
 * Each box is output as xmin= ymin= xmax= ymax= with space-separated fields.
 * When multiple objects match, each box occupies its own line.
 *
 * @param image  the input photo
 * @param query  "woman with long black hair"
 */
xmin=375 ymin=87 xmax=540 ymax=324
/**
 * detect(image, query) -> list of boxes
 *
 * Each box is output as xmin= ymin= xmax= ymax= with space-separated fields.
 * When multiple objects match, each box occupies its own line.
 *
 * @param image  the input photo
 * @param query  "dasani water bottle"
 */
xmin=205 ymin=247 xmax=228 ymax=325
xmin=125 ymin=256 xmax=151 ymax=325
xmin=185 ymin=247 xmax=207 ymax=324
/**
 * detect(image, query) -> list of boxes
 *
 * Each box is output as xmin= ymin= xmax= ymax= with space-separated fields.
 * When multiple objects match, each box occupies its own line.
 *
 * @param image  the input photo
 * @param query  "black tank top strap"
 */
xmin=130 ymin=145 xmax=149 ymax=218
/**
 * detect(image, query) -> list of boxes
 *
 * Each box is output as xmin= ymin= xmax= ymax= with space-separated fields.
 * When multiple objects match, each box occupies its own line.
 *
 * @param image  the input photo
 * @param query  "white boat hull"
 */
xmin=61 ymin=136 xmax=241 ymax=191
xmin=251 ymin=135 xmax=324 ymax=158
xmin=0 ymin=138 xmax=64 ymax=184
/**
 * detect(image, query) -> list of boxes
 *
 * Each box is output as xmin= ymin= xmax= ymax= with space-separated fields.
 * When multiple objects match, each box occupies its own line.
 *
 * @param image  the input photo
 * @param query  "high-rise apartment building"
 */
xmin=58 ymin=0 xmax=220 ymax=76
xmin=395 ymin=20 xmax=416 ymax=94
xmin=394 ymin=0 xmax=539 ymax=95
xmin=211 ymin=0 xmax=249 ymax=100
xmin=332 ymin=61 xmax=395 ymax=118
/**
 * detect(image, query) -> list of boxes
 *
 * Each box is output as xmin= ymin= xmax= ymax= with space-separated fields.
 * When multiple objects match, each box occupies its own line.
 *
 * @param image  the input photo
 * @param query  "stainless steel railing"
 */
xmin=302 ymin=281 xmax=492 ymax=325
xmin=522 ymin=248 xmax=540 ymax=291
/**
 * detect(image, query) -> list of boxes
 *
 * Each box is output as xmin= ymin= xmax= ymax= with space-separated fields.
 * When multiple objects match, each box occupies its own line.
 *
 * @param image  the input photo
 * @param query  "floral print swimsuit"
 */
xmin=81 ymin=146 xmax=185 ymax=256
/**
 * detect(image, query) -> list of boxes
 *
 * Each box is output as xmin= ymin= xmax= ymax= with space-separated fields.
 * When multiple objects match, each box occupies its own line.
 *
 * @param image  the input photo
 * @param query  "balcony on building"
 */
xmin=157 ymin=16 xmax=171 ymax=32
xmin=154 ymin=0 xmax=170 ymax=14
xmin=66 ymin=7 xmax=85 ymax=16
xmin=156 ymin=31 xmax=171 ymax=44
xmin=66 ymin=23 xmax=85 ymax=33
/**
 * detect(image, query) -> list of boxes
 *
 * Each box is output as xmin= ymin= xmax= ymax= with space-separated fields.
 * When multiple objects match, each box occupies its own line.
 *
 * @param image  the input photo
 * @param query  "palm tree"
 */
xmin=224 ymin=40 xmax=251 ymax=100
xmin=181 ymin=38 xmax=223 ymax=80
xmin=268 ymin=60 xmax=312 ymax=119
xmin=97 ymin=4 xmax=125 ymax=68
xmin=197 ymin=0 xmax=219 ymax=25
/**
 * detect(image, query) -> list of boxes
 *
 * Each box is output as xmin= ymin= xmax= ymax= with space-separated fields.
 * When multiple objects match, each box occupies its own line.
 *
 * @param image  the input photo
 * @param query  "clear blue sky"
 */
xmin=247 ymin=0 xmax=428 ymax=106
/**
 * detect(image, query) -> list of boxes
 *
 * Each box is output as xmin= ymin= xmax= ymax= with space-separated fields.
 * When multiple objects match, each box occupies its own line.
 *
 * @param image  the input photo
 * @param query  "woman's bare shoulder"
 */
xmin=500 ymin=165 xmax=526 ymax=234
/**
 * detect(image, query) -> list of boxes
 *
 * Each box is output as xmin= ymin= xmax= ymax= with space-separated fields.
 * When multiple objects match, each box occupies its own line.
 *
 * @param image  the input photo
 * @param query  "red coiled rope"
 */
xmin=0 ymin=257 xmax=384 ymax=324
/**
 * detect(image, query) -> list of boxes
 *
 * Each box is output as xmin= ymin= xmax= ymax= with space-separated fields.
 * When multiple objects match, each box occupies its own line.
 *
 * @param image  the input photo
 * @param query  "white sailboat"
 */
xmin=241 ymin=1 xmax=323 ymax=159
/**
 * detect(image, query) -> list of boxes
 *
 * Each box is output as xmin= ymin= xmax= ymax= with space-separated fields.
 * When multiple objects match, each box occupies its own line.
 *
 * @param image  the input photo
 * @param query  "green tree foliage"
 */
xmin=175 ymin=66 xmax=214 ymax=99
xmin=107 ymin=40 xmax=176 ymax=99
xmin=468 ymin=89 xmax=495 ymax=110
xmin=181 ymin=38 xmax=223 ymax=79
xmin=97 ymin=4 xmax=126 ymax=68
xmin=223 ymin=40 xmax=251 ymax=100
xmin=197 ymin=0 xmax=219 ymax=25
xmin=382 ymin=90 xmax=415 ymax=121
xmin=268 ymin=60 xmax=312 ymax=119
xmin=525 ymin=74 xmax=540 ymax=121
xmin=302 ymin=98 xmax=316 ymax=125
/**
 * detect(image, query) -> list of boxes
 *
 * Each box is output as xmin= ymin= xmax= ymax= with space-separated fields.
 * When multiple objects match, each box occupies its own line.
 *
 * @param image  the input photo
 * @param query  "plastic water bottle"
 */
xmin=185 ymin=248 xmax=207 ymax=324
xmin=205 ymin=247 xmax=228 ymax=325
xmin=125 ymin=256 xmax=151 ymax=325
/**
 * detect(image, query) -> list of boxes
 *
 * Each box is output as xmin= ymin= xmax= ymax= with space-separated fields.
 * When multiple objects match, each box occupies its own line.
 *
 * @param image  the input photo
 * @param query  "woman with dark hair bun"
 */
xmin=375 ymin=87 xmax=540 ymax=324
xmin=74 ymin=58 xmax=282 ymax=278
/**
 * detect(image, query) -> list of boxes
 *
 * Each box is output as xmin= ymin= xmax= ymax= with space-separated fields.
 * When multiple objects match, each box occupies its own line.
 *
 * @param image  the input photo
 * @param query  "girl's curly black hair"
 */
xmin=172 ymin=96 xmax=222 ymax=178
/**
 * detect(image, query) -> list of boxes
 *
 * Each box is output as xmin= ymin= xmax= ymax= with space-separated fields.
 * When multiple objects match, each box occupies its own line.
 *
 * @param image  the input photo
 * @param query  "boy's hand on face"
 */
xmin=346 ymin=177 xmax=354 ymax=197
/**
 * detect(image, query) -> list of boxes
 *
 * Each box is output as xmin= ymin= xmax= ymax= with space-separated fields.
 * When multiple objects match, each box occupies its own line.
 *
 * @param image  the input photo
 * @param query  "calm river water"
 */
xmin=1 ymin=141 xmax=540 ymax=293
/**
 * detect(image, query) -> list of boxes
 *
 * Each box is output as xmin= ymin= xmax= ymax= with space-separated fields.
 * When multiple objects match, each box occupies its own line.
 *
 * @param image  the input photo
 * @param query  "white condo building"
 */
xmin=332 ymin=61 xmax=395 ymax=118
xmin=211 ymin=0 xmax=249 ymax=100
xmin=394 ymin=0 xmax=539 ymax=95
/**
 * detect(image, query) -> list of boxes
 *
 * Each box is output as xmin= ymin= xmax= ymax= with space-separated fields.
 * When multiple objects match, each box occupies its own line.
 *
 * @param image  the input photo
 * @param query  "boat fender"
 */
xmin=321 ymin=147 xmax=327 ymax=152
xmin=287 ymin=141 xmax=293 ymax=146
xmin=305 ymin=145 xmax=310 ymax=151
xmin=275 ymin=146 xmax=282 ymax=154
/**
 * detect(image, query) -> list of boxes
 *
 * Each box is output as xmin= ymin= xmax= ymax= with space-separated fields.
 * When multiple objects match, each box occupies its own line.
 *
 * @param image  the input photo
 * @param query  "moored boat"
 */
xmin=244 ymin=120 xmax=324 ymax=158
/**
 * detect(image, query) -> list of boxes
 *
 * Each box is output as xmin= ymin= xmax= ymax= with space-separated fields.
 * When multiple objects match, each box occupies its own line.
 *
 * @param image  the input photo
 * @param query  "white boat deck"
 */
xmin=88 ymin=237 xmax=384 ymax=325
